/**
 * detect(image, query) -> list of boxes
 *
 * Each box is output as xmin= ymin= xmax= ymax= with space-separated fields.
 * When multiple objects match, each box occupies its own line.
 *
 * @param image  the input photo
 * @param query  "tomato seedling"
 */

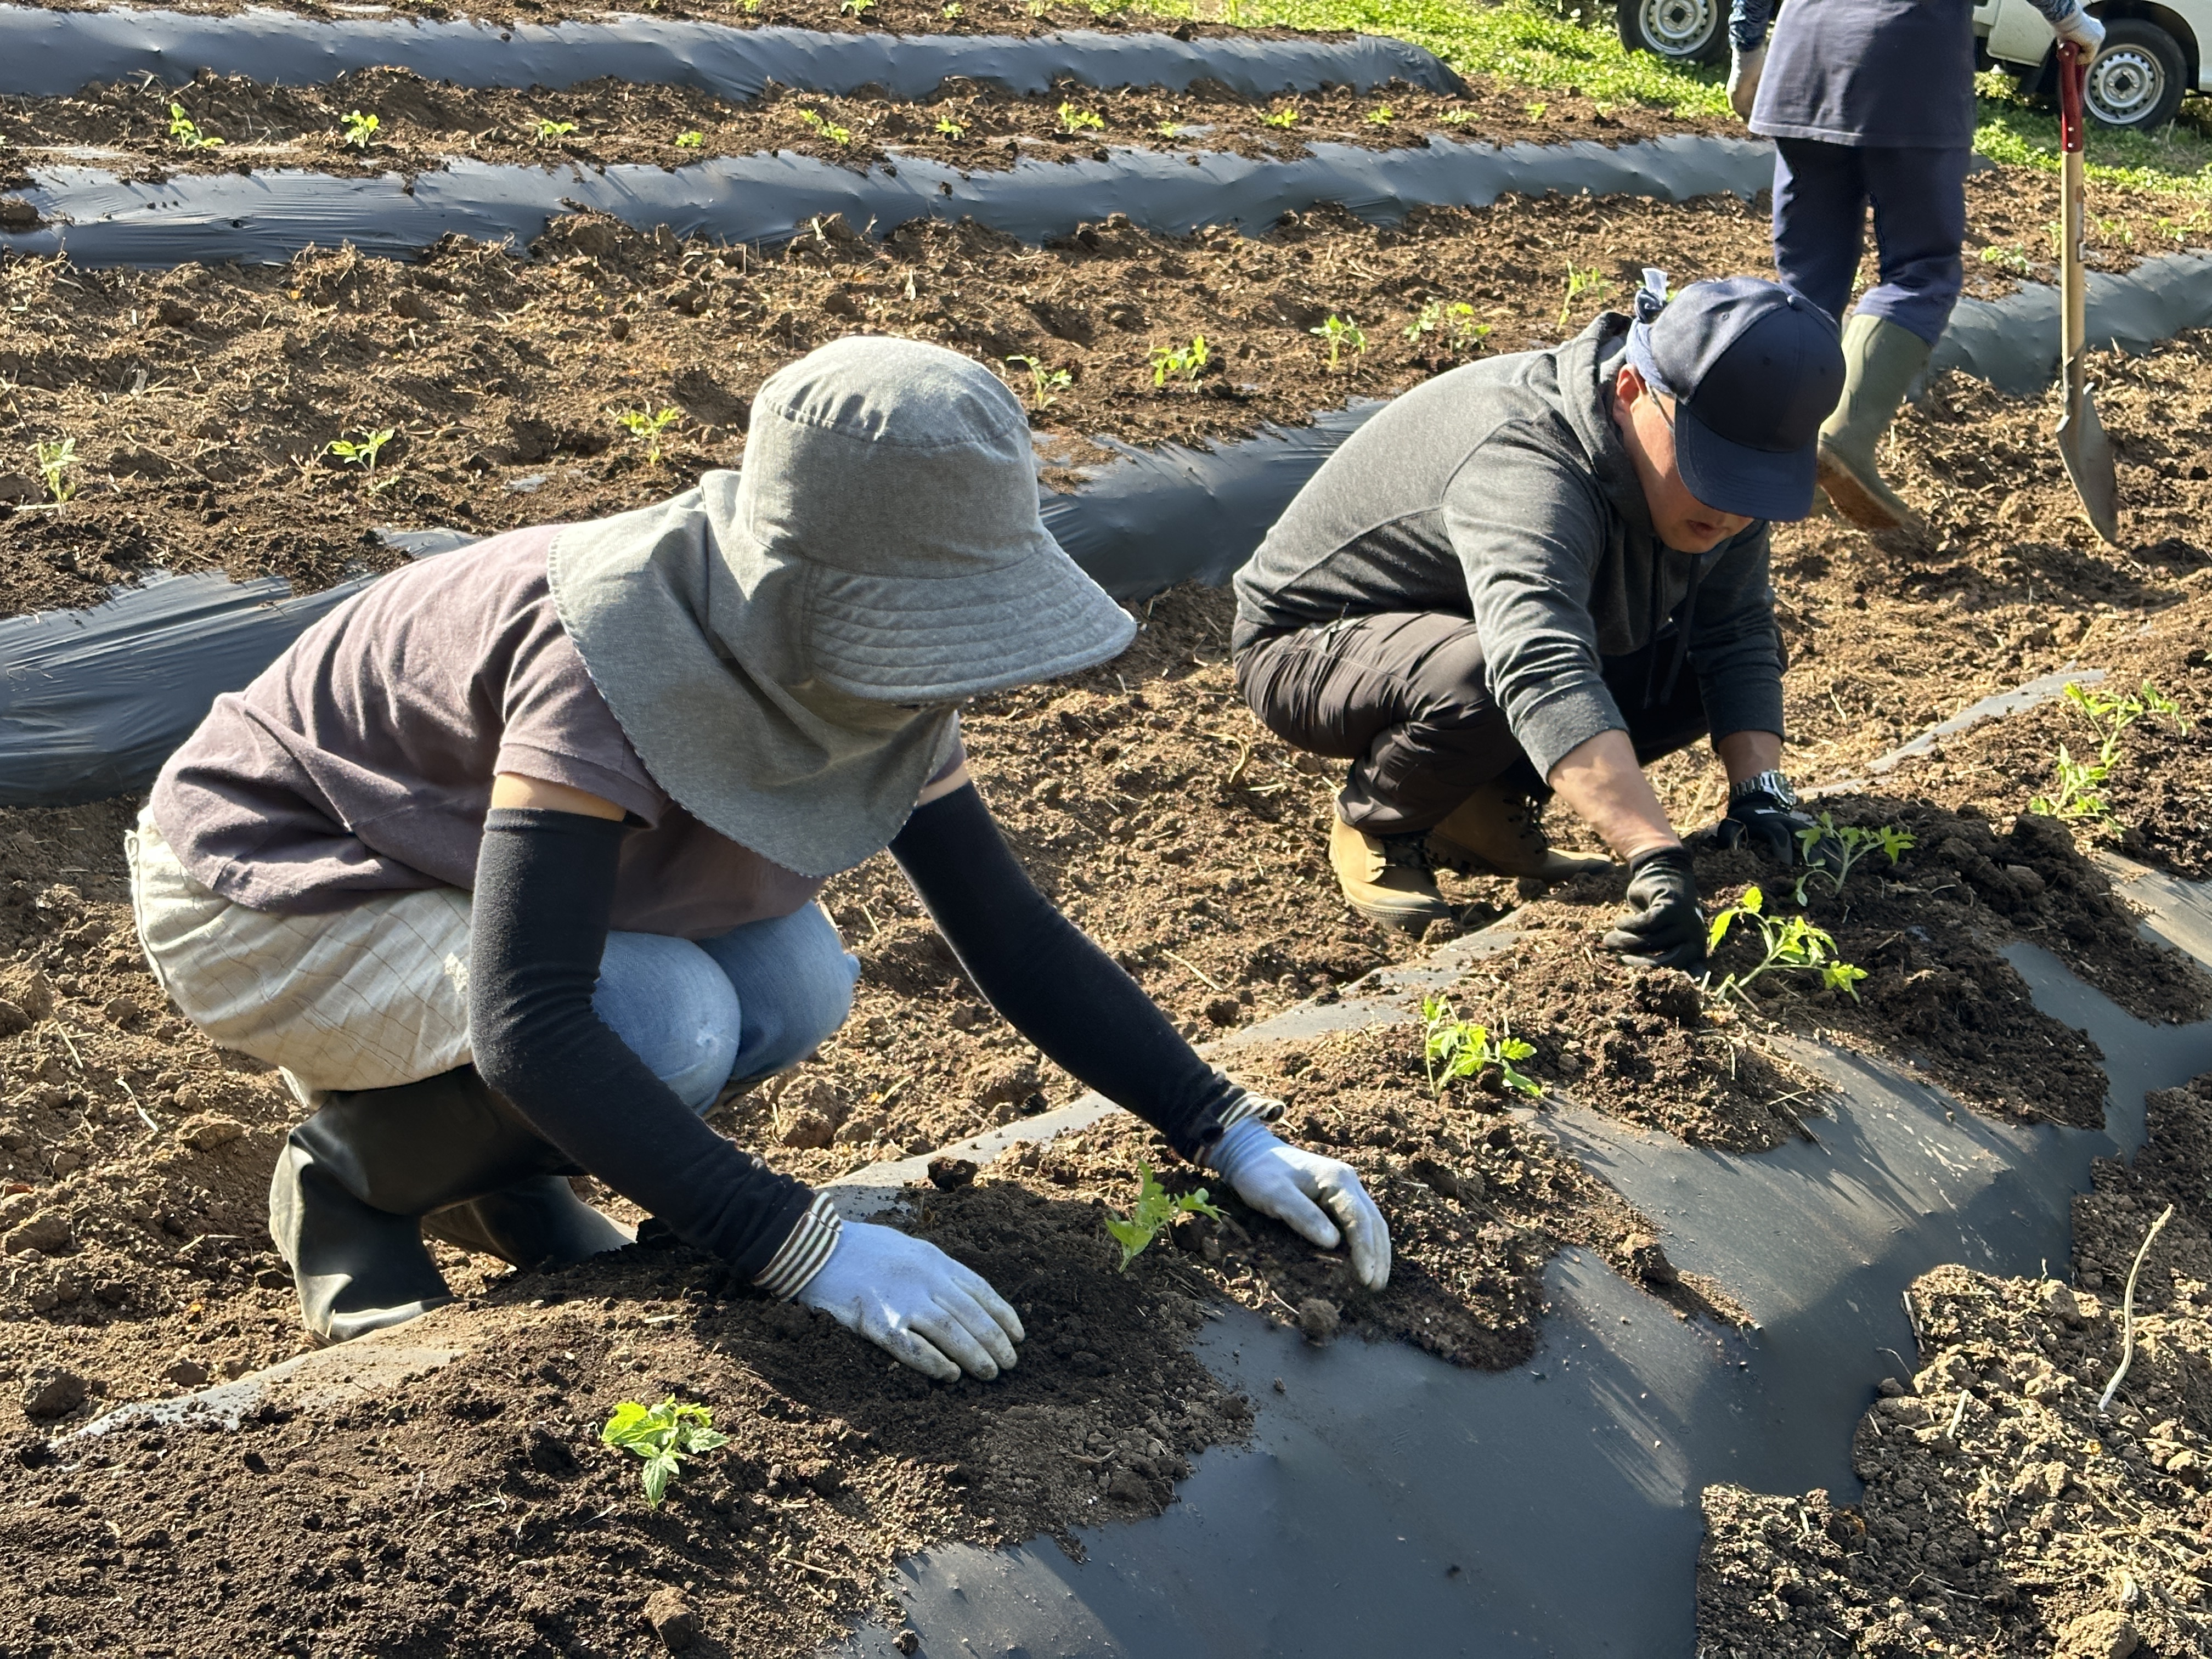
xmin=601 ymin=1397 xmax=729 ymax=1508
xmin=1420 ymin=992 xmax=1540 ymax=1098
xmin=1105 ymin=1163 xmax=1222 ymax=1271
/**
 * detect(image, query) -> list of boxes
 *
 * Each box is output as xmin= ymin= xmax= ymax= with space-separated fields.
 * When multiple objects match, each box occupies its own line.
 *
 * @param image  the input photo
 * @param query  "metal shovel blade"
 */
xmin=2058 ymin=379 xmax=2120 ymax=544
xmin=2055 ymin=41 xmax=2121 ymax=546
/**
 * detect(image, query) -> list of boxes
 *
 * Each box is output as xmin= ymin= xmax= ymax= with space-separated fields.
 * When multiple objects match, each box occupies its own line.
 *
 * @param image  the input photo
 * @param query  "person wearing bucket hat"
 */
xmin=1234 ymin=274 xmax=1846 ymax=964
xmin=126 ymin=336 xmax=1390 ymax=1377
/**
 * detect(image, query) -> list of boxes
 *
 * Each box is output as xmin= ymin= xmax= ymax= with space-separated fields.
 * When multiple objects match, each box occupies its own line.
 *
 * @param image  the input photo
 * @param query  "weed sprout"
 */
xmin=167 ymin=104 xmax=223 ymax=151
xmin=935 ymin=115 xmax=967 ymax=138
xmin=1310 ymin=314 xmax=1367 ymax=370
xmin=1420 ymin=992 xmax=1541 ymax=1098
xmin=601 ymin=1398 xmax=729 ymax=1508
xmin=341 ymin=110 xmax=380 ymax=150
xmin=1148 ymin=335 xmax=1209 ymax=387
xmin=1005 ymin=354 xmax=1071 ymax=409
xmin=839 ymin=0 xmax=876 ymax=14
xmin=1367 ymin=105 xmax=1396 ymax=125
xmin=1705 ymin=886 xmax=1866 ymax=1005
xmin=943 ymin=2 xmax=964 ymax=14
xmin=32 ymin=438 xmax=76 ymax=504
xmin=533 ymin=118 xmax=579 ymax=143
xmin=1058 ymin=102 xmax=1106 ymax=134
xmin=1980 ymin=244 xmax=2032 ymax=275
xmin=1261 ymin=106 xmax=1299 ymax=128
xmin=613 ymin=406 xmax=683 ymax=464
xmin=1104 ymin=1163 xmax=1222 ymax=1270
xmin=674 ymin=129 xmax=704 ymax=148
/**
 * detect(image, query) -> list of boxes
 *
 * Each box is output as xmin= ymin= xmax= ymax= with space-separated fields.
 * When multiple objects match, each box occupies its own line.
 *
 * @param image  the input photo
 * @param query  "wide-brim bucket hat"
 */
xmin=548 ymin=336 xmax=1136 ymax=878
xmin=728 ymin=334 xmax=1136 ymax=703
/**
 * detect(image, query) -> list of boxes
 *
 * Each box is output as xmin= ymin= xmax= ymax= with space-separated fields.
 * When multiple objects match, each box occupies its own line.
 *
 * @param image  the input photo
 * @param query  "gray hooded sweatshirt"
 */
xmin=1231 ymin=313 xmax=1785 ymax=781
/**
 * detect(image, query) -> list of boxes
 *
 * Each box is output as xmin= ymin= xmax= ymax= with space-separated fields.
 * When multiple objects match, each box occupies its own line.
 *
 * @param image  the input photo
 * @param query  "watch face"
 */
xmin=1763 ymin=772 xmax=1799 ymax=809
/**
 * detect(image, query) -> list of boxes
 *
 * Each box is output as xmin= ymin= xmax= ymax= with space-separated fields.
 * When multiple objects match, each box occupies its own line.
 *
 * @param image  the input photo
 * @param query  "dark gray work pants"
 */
xmin=1235 ymin=613 xmax=1711 ymax=836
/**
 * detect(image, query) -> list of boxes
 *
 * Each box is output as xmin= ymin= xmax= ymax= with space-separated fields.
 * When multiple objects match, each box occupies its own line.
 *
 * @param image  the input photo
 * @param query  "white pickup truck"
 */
xmin=1615 ymin=0 xmax=2207 ymax=131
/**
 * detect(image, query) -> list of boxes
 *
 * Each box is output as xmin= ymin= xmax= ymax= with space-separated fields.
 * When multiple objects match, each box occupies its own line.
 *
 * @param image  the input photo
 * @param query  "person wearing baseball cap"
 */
xmin=129 ymin=336 xmax=1391 ymax=1368
xmin=1233 ymin=274 xmax=1846 ymax=968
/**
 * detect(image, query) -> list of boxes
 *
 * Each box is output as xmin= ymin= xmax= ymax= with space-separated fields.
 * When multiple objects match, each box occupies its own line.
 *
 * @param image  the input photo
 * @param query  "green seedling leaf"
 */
xmin=1105 ymin=1162 xmax=1222 ymax=1270
xmin=1420 ymin=991 xmax=1541 ymax=1098
xmin=674 ymin=129 xmax=704 ymax=148
xmin=601 ymin=1397 xmax=730 ymax=1508
xmin=1057 ymin=102 xmax=1105 ymax=134
xmin=612 ymin=405 xmax=683 ymax=464
xmin=325 ymin=426 xmax=395 ymax=473
xmin=533 ymin=118 xmax=578 ymax=143
xmin=1308 ymin=313 xmax=1367 ymax=369
xmin=33 ymin=437 xmax=77 ymax=504
xmin=1148 ymin=335 xmax=1209 ymax=387
xmin=168 ymin=103 xmax=223 ymax=151
xmin=1260 ymin=106 xmax=1299 ymax=128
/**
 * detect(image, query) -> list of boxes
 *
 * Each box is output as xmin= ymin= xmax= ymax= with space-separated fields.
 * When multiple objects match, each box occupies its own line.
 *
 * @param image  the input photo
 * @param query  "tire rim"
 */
xmin=1637 ymin=0 xmax=1716 ymax=56
xmin=2086 ymin=46 xmax=2166 ymax=125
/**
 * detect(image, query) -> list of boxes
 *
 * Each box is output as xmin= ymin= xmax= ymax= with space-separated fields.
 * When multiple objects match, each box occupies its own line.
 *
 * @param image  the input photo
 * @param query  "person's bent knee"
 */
xmin=700 ymin=903 xmax=859 ymax=1086
xmin=592 ymin=932 xmax=742 ymax=1113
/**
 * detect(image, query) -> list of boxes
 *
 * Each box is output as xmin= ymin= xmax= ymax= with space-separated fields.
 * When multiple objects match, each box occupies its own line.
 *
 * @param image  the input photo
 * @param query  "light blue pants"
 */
xmin=590 ymin=904 xmax=860 ymax=1113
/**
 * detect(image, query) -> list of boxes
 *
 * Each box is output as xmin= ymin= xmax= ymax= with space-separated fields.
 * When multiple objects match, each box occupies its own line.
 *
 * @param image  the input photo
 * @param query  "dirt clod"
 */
xmin=644 ymin=1585 xmax=700 ymax=1652
xmin=174 ymin=1112 xmax=248 ymax=1150
xmin=1623 ymin=1234 xmax=1680 ymax=1287
xmin=18 ymin=1365 xmax=86 ymax=1420
xmin=927 ymin=1156 xmax=979 ymax=1191
xmin=3 ymin=1211 xmax=73 ymax=1255
xmin=2057 ymin=1611 xmax=2141 ymax=1659
xmin=1295 ymin=1295 xmax=1341 ymax=1345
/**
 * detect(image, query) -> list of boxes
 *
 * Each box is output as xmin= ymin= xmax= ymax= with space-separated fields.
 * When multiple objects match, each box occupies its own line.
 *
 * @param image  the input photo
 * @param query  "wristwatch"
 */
xmin=1728 ymin=769 xmax=1798 ymax=809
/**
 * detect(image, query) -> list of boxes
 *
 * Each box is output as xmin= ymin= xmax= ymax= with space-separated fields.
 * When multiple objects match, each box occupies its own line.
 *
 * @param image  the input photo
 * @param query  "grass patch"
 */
xmin=1972 ymin=71 xmax=2212 ymax=204
xmin=1126 ymin=0 xmax=1731 ymax=114
xmin=1118 ymin=0 xmax=2212 ymax=204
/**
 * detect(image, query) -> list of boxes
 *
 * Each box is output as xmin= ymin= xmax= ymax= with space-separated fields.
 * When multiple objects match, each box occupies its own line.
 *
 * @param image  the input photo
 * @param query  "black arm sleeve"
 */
xmin=469 ymin=807 xmax=814 ymax=1281
xmin=888 ymin=782 xmax=1242 ymax=1161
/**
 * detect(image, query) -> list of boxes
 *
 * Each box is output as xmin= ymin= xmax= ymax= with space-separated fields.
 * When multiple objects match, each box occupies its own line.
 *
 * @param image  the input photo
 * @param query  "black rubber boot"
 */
xmin=270 ymin=1066 xmax=629 ymax=1343
xmin=421 ymin=1176 xmax=632 ymax=1271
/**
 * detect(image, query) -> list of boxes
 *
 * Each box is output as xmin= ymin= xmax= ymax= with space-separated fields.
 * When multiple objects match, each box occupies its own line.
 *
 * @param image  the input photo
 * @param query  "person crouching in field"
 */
xmin=127 ymin=337 xmax=1389 ymax=1379
xmin=1233 ymin=275 xmax=1847 ymax=970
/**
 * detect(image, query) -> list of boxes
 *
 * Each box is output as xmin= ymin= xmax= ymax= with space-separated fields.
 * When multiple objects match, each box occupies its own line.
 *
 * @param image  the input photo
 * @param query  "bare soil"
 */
xmin=1 ymin=1183 xmax=1261 ymax=1658
xmin=1699 ymin=1070 xmax=2212 ymax=1657
xmin=0 ymin=188 xmax=1792 ymax=620
xmin=0 ymin=65 xmax=1714 ymax=184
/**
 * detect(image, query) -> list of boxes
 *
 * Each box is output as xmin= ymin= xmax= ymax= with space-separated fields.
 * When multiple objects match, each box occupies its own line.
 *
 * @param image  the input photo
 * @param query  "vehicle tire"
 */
xmin=2083 ymin=19 xmax=2188 ymax=132
xmin=1616 ymin=0 xmax=1727 ymax=65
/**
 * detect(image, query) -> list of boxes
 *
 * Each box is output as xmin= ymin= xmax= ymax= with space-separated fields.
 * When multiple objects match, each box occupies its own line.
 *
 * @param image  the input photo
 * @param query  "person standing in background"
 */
xmin=1726 ymin=0 xmax=2107 ymax=532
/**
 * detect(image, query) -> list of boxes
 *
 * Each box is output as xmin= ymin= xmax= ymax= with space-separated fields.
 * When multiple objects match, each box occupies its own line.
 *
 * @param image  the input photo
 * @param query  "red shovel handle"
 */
xmin=2058 ymin=40 xmax=2086 ymax=154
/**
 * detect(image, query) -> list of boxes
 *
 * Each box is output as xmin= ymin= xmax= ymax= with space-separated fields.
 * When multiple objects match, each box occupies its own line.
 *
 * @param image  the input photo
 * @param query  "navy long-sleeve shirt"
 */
xmin=1732 ymin=0 xmax=2081 ymax=148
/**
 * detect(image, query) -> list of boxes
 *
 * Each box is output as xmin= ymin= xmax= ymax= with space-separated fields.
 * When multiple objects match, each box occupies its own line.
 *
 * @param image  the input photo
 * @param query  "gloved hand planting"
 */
xmin=1727 ymin=42 xmax=1766 ymax=120
xmin=794 ymin=1220 xmax=1024 ymax=1383
xmin=2053 ymin=6 xmax=2105 ymax=50
xmin=1206 ymin=1112 xmax=1391 ymax=1291
xmin=1712 ymin=786 xmax=1841 ymax=869
xmin=1601 ymin=845 xmax=1704 ymax=970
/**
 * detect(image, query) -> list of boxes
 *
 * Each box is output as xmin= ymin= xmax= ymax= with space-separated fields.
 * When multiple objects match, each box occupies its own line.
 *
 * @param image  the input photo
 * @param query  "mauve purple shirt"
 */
xmin=151 ymin=525 xmax=956 ymax=938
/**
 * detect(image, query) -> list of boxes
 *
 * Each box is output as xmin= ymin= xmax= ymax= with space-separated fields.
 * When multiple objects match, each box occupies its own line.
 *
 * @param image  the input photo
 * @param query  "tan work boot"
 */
xmin=1427 ymin=779 xmax=1614 ymax=886
xmin=1329 ymin=816 xmax=1452 ymax=934
xmin=1815 ymin=313 xmax=1931 ymax=534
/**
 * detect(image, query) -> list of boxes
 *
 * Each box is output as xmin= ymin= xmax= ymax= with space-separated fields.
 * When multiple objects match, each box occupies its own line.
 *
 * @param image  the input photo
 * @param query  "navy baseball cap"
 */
xmin=1625 ymin=275 xmax=1844 ymax=522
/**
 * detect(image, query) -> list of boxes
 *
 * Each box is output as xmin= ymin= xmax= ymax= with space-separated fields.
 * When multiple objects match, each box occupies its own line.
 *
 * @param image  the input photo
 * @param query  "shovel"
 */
xmin=2056 ymin=40 xmax=2121 ymax=544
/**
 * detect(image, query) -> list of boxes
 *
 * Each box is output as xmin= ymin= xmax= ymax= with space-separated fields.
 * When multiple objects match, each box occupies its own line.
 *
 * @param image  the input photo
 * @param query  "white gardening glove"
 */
xmin=1727 ymin=43 xmax=1766 ymax=121
xmin=793 ymin=1220 xmax=1024 ymax=1382
xmin=1206 ymin=1115 xmax=1391 ymax=1291
xmin=2053 ymin=5 xmax=2105 ymax=50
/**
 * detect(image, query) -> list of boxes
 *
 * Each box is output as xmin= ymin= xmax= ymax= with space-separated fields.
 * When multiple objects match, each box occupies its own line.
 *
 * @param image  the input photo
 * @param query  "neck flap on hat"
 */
xmin=548 ymin=471 xmax=961 ymax=881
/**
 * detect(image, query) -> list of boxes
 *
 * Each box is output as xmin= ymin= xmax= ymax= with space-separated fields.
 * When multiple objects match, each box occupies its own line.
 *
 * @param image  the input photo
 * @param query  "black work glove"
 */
xmin=1711 ymin=789 xmax=1841 ymax=868
xmin=1601 ymin=846 xmax=1705 ymax=971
